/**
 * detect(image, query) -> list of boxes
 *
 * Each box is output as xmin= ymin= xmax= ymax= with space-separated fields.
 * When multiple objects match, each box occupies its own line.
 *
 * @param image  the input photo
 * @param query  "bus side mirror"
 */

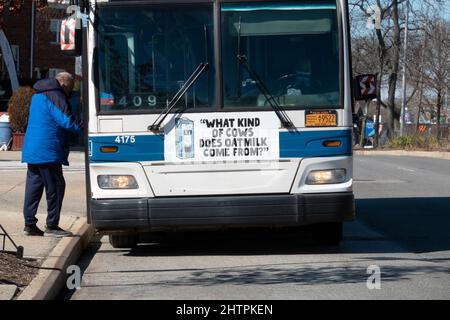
xmin=354 ymin=74 xmax=377 ymax=101
xmin=60 ymin=17 xmax=82 ymax=57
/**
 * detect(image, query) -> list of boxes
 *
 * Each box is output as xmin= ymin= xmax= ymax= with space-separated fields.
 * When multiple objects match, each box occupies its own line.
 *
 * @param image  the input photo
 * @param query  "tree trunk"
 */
xmin=416 ymin=41 xmax=427 ymax=133
xmin=387 ymin=73 xmax=398 ymax=138
xmin=386 ymin=0 xmax=401 ymax=138
xmin=436 ymin=90 xmax=442 ymax=140
xmin=374 ymin=5 xmax=389 ymax=140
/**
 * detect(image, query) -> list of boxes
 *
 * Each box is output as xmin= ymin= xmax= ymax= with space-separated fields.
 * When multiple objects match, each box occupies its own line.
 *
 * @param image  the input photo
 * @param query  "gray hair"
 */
xmin=55 ymin=72 xmax=74 ymax=86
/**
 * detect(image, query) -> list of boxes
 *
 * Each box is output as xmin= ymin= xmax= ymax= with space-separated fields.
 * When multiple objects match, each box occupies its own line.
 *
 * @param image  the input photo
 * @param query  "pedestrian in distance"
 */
xmin=22 ymin=72 xmax=83 ymax=237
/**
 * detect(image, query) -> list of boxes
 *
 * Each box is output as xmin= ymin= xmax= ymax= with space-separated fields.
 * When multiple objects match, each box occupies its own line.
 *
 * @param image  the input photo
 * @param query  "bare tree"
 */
xmin=350 ymin=0 xmax=406 ymax=138
xmin=421 ymin=17 xmax=450 ymax=138
xmin=349 ymin=0 xmax=445 ymax=138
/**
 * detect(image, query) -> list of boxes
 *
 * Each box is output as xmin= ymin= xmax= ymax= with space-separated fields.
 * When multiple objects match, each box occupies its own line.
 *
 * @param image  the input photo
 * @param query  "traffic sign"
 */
xmin=355 ymin=74 xmax=377 ymax=101
xmin=60 ymin=18 xmax=76 ymax=51
xmin=59 ymin=17 xmax=82 ymax=56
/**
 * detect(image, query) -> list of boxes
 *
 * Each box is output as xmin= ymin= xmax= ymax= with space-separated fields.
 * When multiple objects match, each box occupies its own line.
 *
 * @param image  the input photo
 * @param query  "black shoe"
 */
xmin=44 ymin=226 xmax=73 ymax=238
xmin=24 ymin=225 xmax=44 ymax=236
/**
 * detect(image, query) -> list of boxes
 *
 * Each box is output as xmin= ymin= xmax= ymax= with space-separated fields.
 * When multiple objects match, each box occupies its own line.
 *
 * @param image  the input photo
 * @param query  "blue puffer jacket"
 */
xmin=22 ymin=78 xmax=83 ymax=166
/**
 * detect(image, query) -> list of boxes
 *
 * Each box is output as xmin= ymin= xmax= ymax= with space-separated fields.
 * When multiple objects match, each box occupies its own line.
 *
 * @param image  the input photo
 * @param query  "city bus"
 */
xmin=65 ymin=0 xmax=360 ymax=248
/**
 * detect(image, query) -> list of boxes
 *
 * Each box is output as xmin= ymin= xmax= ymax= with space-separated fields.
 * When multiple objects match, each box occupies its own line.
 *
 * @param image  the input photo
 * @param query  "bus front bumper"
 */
xmin=90 ymin=192 xmax=355 ymax=232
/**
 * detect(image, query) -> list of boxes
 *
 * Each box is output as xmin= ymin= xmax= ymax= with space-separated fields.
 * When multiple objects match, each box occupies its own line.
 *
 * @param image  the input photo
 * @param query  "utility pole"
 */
xmin=416 ymin=5 xmax=429 ymax=133
xmin=359 ymin=99 xmax=371 ymax=147
xmin=374 ymin=73 xmax=382 ymax=147
xmin=400 ymin=0 xmax=409 ymax=136
xmin=30 ymin=0 xmax=35 ymax=79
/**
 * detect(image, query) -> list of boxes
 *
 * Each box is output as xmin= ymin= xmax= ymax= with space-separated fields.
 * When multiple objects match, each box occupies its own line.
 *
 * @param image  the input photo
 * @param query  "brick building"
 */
xmin=0 ymin=0 xmax=75 ymax=110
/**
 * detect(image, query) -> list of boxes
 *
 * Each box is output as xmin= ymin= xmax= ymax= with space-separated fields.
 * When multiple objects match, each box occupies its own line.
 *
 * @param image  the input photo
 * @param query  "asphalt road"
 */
xmin=60 ymin=155 xmax=450 ymax=300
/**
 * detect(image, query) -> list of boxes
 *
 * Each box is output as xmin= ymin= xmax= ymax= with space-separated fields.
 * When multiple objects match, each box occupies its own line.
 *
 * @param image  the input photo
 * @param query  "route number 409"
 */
xmin=115 ymin=135 xmax=136 ymax=144
xmin=118 ymin=95 xmax=157 ymax=107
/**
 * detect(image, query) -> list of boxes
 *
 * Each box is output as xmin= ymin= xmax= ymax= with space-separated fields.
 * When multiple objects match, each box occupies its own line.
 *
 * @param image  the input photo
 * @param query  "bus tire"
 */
xmin=109 ymin=234 xmax=139 ymax=248
xmin=312 ymin=222 xmax=343 ymax=245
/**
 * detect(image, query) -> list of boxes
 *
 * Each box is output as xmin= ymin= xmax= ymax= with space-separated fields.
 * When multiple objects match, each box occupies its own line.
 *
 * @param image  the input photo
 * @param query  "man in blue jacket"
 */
xmin=22 ymin=72 xmax=83 ymax=237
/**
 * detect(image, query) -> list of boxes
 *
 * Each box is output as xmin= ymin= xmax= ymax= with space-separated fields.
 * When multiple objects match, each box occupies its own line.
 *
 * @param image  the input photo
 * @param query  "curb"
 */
xmin=0 ymin=151 xmax=85 ymax=163
xmin=354 ymin=150 xmax=450 ymax=160
xmin=17 ymin=218 xmax=94 ymax=300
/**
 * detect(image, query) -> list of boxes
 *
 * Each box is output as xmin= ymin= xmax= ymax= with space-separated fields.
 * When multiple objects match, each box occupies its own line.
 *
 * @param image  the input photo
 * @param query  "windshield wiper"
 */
xmin=237 ymin=55 xmax=294 ymax=129
xmin=148 ymin=62 xmax=209 ymax=132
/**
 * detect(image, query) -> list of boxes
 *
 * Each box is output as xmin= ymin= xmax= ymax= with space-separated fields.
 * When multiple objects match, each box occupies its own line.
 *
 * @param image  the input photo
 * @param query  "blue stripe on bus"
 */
xmin=89 ymin=129 xmax=352 ymax=162
xmin=90 ymin=135 xmax=165 ymax=162
xmin=279 ymin=129 xmax=352 ymax=158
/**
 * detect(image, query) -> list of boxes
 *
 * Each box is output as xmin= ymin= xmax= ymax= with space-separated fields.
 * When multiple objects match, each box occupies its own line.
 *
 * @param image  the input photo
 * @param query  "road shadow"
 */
xmin=356 ymin=197 xmax=450 ymax=253
xmin=88 ymin=264 xmax=448 ymax=288
xmin=132 ymin=229 xmax=332 ymax=256
xmin=65 ymin=255 xmax=449 ymax=290
xmin=119 ymin=223 xmax=407 ymax=258
xmin=68 ymin=196 xmax=450 ymax=263
xmin=58 ymin=214 xmax=450 ymax=296
xmin=62 ymin=231 xmax=449 ymax=292
xmin=121 ymin=197 xmax=450 ymax=257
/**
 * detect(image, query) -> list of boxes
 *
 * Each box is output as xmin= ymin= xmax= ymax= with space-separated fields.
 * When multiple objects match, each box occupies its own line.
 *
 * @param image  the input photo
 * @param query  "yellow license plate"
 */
xmin=305 ymin=111 xmax=337 ymax=127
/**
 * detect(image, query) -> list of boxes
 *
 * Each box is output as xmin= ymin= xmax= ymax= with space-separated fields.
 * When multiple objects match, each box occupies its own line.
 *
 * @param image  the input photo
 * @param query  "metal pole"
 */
xmin=400 ymin=0 xmax=409 ymax=136
xmin=30 ymin=0 xmax=35 ymax=79
xmin=374 ymin=72 xmax=382 ymax=147
xmin=359 ymin=100 xmax=370 ymax=147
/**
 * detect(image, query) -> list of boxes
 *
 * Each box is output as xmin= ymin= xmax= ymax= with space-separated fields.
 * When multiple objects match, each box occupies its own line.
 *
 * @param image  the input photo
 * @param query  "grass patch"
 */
xmin=386 ymin=135 xmax=444 ymax=151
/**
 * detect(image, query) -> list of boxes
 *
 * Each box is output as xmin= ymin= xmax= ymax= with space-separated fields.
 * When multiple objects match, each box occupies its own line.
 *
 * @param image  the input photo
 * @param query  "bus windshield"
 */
xmin=221 ymin=1 xmax=340 ymax=109
xmin=97 ymin=4 xmax=215 ymax=112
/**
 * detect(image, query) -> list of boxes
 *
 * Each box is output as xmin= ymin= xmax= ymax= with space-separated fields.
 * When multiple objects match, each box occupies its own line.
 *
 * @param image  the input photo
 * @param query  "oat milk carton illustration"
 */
xmin=175 ymin=117 xmax=194 ymax=159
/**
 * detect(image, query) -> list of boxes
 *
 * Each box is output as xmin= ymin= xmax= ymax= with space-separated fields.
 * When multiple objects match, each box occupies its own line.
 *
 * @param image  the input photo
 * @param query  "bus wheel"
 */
xmin=312 ymin=222 xmax=343 ymax=245
xmin=109 ymin=234 xmax=139 ymax=248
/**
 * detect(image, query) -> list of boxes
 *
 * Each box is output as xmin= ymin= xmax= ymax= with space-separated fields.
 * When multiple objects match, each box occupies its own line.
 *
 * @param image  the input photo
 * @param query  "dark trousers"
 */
xmin=23 ymin=164 xmax=66 ymax=228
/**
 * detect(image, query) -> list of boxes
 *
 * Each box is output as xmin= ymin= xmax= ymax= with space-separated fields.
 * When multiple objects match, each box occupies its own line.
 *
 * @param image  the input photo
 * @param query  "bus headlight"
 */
xmin=97 ymin=175 xmax=139 ymax=189
xmin=306 ymin=169 xmax=346 ymax=185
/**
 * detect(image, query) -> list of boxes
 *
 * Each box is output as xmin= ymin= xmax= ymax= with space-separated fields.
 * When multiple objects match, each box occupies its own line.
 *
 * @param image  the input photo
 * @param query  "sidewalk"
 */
xmin=0 ymin=150 xmax=88 ymax=300
xmin=0 ymin=212 xmax=81 ymax=299
xmin=354 ymin=149 xmax=450 ymax=160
